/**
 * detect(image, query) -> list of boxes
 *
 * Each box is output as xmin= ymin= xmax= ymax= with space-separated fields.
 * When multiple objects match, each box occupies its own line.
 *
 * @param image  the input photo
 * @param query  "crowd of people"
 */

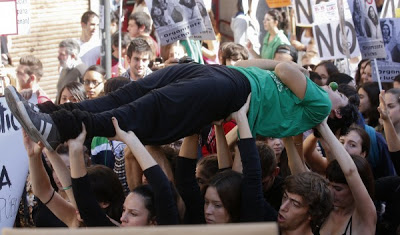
xmin=1 ymin=0 xmax=400 ymax=235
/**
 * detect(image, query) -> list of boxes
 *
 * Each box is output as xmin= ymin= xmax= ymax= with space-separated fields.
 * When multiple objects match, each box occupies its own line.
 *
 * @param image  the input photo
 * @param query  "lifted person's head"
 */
xmin=218 ymin=42 xmax=248 ymax=66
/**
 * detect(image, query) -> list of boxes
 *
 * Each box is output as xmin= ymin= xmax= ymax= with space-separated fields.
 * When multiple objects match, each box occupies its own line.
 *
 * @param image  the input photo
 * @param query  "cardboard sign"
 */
xmin=266 ymin=0 xmax=291 ymax=8
xmin=0 ymin=97 xmax=29 ymax=234
xmin=190 ymin=0 xmax=216 ymax=41
xmin=372 ymin=18 xmax=400 ymax=82
xmin=347 ymin=0 xmax=386 ymax=59
xmin=313 ymin=19 xmax=361 ymax=60
xmin=380 ymin=0 xmax=400 ymax=18
xmin=0 ymin=0 xmax=17 ymax=35
xmin=145 ymin=0 xmax=206 ymax=45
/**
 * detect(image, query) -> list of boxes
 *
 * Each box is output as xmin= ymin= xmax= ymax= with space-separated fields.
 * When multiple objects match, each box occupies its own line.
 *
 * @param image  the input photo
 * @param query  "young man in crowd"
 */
xmin=127 ymin=12 xmax=159 ymax=57
xmin=78 ymin=11 xmax=101 ymax=66
xmin=278 ymin=172 xmax=333 ymax=235
xmin=16 ymin=55 xmax=50 ymax=104
xmin=121 ymin=38 xmax=153 ymax=81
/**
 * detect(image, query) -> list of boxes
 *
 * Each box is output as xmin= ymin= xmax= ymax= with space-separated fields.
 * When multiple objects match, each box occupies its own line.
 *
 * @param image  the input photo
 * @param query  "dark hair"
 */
xmin=342 ymin=124 xmax=371 ymax=157
xmin=309 ymin=71 xmax=322 ymax=84
xmin=394 ymin=74 xmax=400 ymax=83
xmin=131 ymin=185 xmax=156 ymax=222
xmin=59 ymin=39 xmax=80 ymax=57
xmin=87 ymin=165 xmax=125 ymax=222
xmin=328 ymin=103 xmax=359 ymax=136
xmin=314 ymin=61 xmax=339 ymax=77
xmin=236 ymin=0 xmax=244 ymax=13
xmin=267 ymin=9 xmax=287 ymax=30
xmin=284 ymin=172 xmax=333 ymax=230
xmin=197 ymin=155 xmax=219 ymax=185
xmin=219 ymin=42 xmax=248 ymax=65
xmin=355 ymin=59 xmax=370 ymax=85
xmin=127 ymin=38 xmax=152 ymax=59
xmin=112 ymin=32 xmax=131 ymax=49
xmin=205 ymin=170 xmax=242 ymax=223
xmin=338 ymin=84 xmax=360 ymax=107
xmin=19 ymin=55 xmax=43 ymax=81
xmin=81 ymin=10 xmax=98 ymax=24
xmin=274 ymin=44 xmax=298 ymax=62
xmin=358 ymin=82 xmax=380 ymax=127
xmin=129 ymin=11 xmax=152 ymax=33
xmin=56 ymin=81 xmax=87 ymax=105
xmin=327 ymin=73 xmax=354 ymax=86
xmin=326 ymin=155 xmax=375 ymax=199
xmin=103 ymin=76 xmax=130 ymax=95
xmin=83 ymin=65 xmax=106 ymax=80
xmin=256 ymin=141 xmax=277 ymax=178
xmin=110 ymin=11 xmax=118 ymax=24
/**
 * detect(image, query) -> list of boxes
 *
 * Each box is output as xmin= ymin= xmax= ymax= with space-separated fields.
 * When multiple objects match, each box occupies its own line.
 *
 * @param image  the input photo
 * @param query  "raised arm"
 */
xmin=111 ymin=117 xmax=179 ymax=225
xmin=215 ymin=123 xmax=233 ymax=169
xmin=23 ymin=131 xmax=78 ymax=228
xmin=44 ymin=148 xmax=76 ymax=208
xmin=316 ymin=119 xmax=376 ymax=231
xmin=282 ymin=136 xmax=308 ymax=175
xmin=303 ymin=133 xmax=329 ymax=175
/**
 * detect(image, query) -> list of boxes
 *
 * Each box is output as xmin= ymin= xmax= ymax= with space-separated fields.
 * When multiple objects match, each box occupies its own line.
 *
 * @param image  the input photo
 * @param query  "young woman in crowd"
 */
xmin=358 ymin=82 xmax=380 ymax=129
xmin=247 ymin=9 xmax=290 ymax=59
xmin=56 ymin=82 xmax=86 ymax=105
xmin=313 ymin=61 xmax=339 ymax=86
xmin=83 ymin=65 xmax=106 ymax=99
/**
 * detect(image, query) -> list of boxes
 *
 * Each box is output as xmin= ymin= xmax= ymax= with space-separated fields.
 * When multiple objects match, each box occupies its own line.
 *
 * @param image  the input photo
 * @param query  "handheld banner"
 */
xmin=0 ymin=97 xmax=29 ymax=234
xmin=145 ymin=0 xmax=206 ymax=45
xmin=347 ymin=0 xmax=386 ymax=59
xmin=372 ymin=18 xmax=400 ymax=82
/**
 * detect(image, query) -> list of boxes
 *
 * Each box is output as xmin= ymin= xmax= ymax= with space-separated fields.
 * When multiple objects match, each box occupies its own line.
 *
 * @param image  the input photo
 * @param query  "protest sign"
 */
xmin=145 ymin=0 xmax=205 ymax=45
xmin=0 ymin=0 xmax=17 ymax=35
xmin=313 ymin=19 xmax=360 ymax=60
xmin=190 ymin=0 xmax=215 ymax=41
xmin=372 ymin=18 xmax=400 ymax=82
xmin=347 ymin=0 xmax=386 ymax=59
xmin=16 ymin=0 xmax=30 ymax=35
xmin=293 ymin=0 xmax=314 ymax=25
xmin=266 ymin=0 xmax=291 ymax=8
xmin=0 ymin=97 xmax=28 ymax=234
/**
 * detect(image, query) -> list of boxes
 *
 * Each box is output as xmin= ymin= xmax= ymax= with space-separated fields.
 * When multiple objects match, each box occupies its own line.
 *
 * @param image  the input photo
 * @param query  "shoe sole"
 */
xmin=17 ymin=102 xmax=55 ymax=151
xmin=5 ymin=86 xmax=39 ymax=142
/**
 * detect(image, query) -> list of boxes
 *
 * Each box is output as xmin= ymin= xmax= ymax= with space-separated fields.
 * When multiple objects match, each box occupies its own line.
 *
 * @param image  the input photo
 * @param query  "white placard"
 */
xmin=0 ymin=1 xmax=17 ymax=35
xmin=145 ymin=0 xmax=206 ymax=45
xmin=16 ymin=0 xmax=30 ymax=35
xmin=0 ymin=97 xmax=29 ymax=234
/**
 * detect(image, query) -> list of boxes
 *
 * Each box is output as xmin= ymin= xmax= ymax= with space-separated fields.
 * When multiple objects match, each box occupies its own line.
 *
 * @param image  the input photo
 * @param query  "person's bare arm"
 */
xmin=215 ymin=123 xmax=233 ymax=169
xmin=23 ymin=132 xmax=78 ymax=228
xmin=232 ymin=145 xmax=243 ymax=173
xmin=275 ymin=62 xmax=307 ymax=100
xmin=282 ymin=137 xmax=308 ymax=175
xmin=316 ymin=119 xmax=376 ymax=230
xmin=44 ymin=149 xmax=77 ymax=208
xmin=124 ymin=147 xmax=143 ymax=191
xmin=303 ymin=133 xmax=329 ymax=175
xmin=235 ymin=59 xmax=280 ymax=70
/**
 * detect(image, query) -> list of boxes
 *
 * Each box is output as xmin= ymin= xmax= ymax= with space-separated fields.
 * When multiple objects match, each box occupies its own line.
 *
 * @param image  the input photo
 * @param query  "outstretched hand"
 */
xmin=109 ymin=117 xmax=134 ymax=142
xmin=67 ymin=123 xmax=87 ymax=150
xmin=22 ymin=130 xmax=44 ymax=158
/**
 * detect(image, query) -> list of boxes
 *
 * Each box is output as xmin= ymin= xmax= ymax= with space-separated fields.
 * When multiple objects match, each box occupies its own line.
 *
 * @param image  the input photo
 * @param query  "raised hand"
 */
xmin=22 ymin=129 xmax=44 ymax=158
xmin=378 ymin=90 xmax=389 ymax=121
xmin=67 ymin=123 xmax=87 ymax=151
xmin=110 ymin=117 xmax=134 ymax=142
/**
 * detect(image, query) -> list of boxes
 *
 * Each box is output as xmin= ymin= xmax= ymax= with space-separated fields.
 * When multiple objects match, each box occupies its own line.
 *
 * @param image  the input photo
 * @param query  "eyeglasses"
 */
xmin=84 ymin=80 xmax=102 ymax=87
xmin=303 ymin=64 xmax=316 ymax=70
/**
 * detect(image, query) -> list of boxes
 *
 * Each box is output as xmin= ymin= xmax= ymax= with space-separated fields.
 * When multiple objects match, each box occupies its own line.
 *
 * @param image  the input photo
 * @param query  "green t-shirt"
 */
xmin=230 ymin=66 xmax=332 ymax=138
xmin=261 ymin=30 xmax=290 ymax=59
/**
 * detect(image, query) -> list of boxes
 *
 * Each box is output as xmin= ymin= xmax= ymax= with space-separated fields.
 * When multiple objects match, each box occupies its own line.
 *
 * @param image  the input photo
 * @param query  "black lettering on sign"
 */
xmin=0 ymin=103 xmax=20 ymax=133
xmin=336 ymin=21 xmax=357 ymax=55
xmin=315 ymin=24 xmax=334 ymax=57
xmin=0 ymin=166 xmax=11 ymax=190
xmin=294 ymin=0 xmax=313 ymax=24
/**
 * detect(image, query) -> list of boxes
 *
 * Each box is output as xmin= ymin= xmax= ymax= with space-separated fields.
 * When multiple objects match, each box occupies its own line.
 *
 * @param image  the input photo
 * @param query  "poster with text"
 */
xmin=347 ymin=0 xmax=386 ymax=59
xmin=0 ymin=0 xmax=17 ymax=35
xmin=190 ymin=0 xmax=215 ymax=41
xmin=145 ymin=0 xmax=206 ymax=45
xmin=372 ymin=18 xmax=400 ymax=83
xmin=16 ymin=0 xmax=30 ymax=35
xmin=0 ymin=97 xmax=29 ymax=234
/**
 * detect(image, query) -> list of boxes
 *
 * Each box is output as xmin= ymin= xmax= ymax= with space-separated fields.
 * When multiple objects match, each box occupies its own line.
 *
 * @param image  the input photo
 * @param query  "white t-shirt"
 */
xmin=78 ymin=37 xmax=101 ymax=67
